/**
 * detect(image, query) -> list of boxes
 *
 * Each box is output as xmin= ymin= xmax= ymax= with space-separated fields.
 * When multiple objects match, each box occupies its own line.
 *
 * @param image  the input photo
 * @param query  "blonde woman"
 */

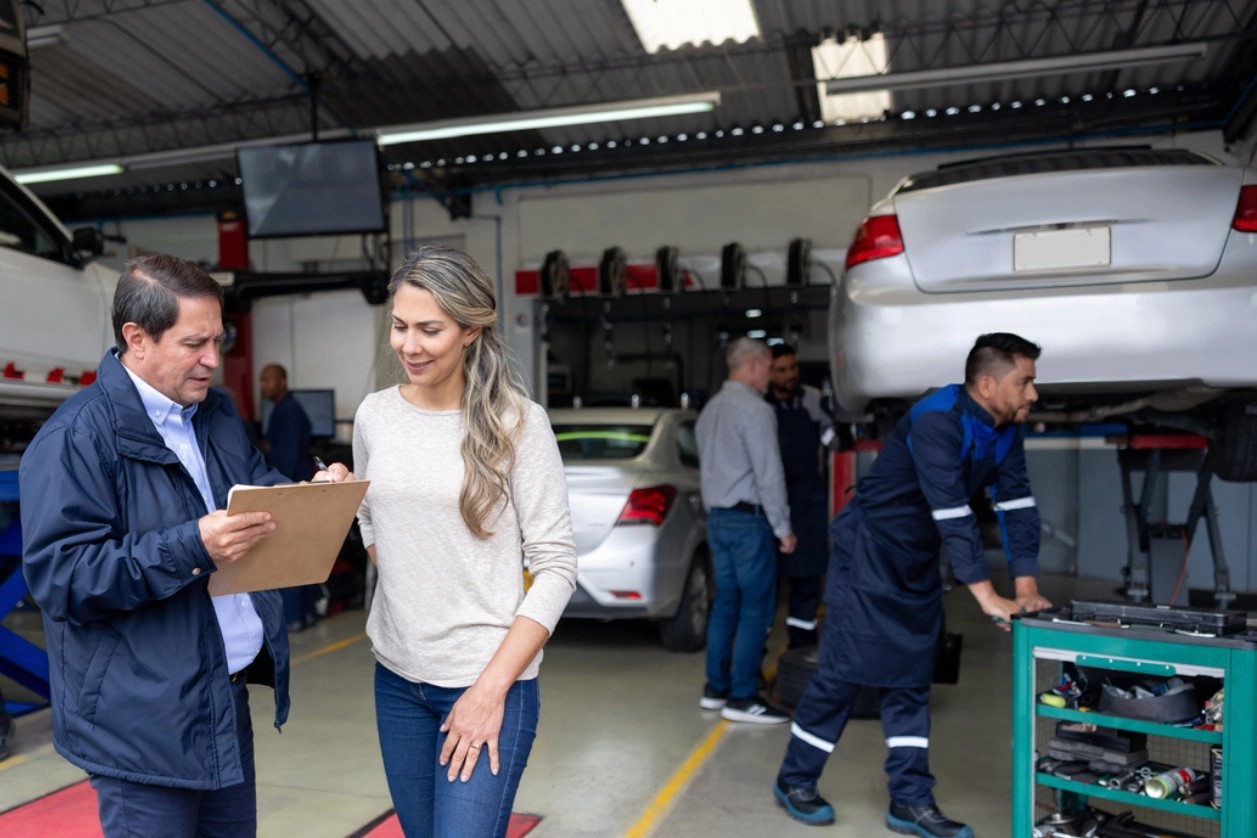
xmin=352 ymin=246 xmax=576 ymax=837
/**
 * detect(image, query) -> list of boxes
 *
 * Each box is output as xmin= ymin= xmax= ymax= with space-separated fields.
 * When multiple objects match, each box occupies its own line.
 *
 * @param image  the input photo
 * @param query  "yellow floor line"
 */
xmin=622 ymin=719 xmax=729 ymax=838
xmin=291 ymin=631 xmax=367 ymax=666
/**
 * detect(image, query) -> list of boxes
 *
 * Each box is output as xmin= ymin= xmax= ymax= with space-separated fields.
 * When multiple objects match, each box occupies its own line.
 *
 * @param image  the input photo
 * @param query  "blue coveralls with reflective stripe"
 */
xmin=766 ymin=385 xmax=831 ymax=648
xmin=778 ymin=384 xmax=1040 ymax=805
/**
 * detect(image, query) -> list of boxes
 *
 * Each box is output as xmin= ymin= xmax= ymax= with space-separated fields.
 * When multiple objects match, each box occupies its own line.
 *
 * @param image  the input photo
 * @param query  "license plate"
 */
xmin=1013 ymin=226 xmax=1111 ymax=271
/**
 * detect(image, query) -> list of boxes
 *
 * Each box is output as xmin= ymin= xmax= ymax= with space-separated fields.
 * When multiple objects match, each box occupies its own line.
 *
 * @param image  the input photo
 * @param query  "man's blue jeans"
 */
xmin=374 ymin=663 xmax=539 ymax=838
xmin=705 ymin=507 xmax=777 ymax=699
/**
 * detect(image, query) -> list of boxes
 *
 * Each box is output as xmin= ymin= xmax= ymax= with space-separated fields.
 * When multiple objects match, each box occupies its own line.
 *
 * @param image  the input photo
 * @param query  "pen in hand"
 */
xmin=313 ymin=456 xmax=329 ymax=473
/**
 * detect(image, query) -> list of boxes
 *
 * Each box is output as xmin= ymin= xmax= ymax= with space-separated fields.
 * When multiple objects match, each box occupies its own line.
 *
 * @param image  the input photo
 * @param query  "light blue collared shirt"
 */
xmin=123 ymin=364 xmax=264 ymax=675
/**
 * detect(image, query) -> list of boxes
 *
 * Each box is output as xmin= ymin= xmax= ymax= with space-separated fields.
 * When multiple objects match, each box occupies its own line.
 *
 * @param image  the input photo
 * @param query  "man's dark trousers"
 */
xmin=91 ymin=677 xmax=256 ymax=837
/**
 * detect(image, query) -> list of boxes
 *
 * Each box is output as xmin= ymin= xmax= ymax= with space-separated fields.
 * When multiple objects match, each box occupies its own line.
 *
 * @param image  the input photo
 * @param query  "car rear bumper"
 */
xmin=831 ymin=244 xmax=1257 ymax=413
xmin=560 ymin=526 xmax=695 ymax=620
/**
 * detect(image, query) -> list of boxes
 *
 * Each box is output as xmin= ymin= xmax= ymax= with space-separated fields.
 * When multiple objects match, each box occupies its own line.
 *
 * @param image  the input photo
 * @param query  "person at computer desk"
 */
xmin=259 ymin=363 xmax=320 ymax=632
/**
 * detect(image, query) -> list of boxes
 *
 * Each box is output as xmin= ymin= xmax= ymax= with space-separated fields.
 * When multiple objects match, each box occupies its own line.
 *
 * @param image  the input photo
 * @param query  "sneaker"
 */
xmin=886 ymin=801 xmax=974 ymax=838
xmin=773 ymin=778 xmax=835 ymax=825
xmin=721 ymin=695 xmax=789 ymax=724
xmin=699 ymin=683 xmax=728 ymax=710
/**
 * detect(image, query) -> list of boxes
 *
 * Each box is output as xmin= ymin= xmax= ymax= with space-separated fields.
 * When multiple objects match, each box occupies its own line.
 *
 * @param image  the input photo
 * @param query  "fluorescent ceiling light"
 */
xmin=621 ymin=0 xmax=759 ymax=53
xmin=825 ymin=42 xmax=1208 ymax=96
xmin=377 ymin=92 xmax=720 ymax=146
xmin=14 ymin=163 xmax=125 ymax=184
xmin=814 ymin=34 xmax=892 ymax=122
xmin=26 ymin=24 xmax=64 ymax=49
xmin=14 ymin=93 xmax=720 ymax=183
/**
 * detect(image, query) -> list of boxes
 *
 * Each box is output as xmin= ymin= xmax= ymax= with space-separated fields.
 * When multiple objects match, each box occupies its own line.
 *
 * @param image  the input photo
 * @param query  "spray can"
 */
xmin=1210 ymin=746 xmax=1223 ymax=808
xmin=1145 ymin=767 xmax=1198 ymax=799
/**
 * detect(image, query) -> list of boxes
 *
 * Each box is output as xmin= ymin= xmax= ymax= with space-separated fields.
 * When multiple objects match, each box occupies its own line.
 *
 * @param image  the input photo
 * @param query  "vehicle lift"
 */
xmin=0 ymin=470 xmax=50 ymax=717
xmin=1115 ymin=433 xmax=1233 ymax=607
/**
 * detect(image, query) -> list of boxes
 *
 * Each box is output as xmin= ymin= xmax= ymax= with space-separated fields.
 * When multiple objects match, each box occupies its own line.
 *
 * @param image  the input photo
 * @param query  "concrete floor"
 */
xmin=0 ymin=572 xmax=1111 ymax=837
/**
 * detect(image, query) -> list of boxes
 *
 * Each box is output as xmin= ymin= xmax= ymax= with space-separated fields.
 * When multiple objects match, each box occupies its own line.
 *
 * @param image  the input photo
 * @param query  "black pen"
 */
xmin=313 ymin=456 xmax=329 ymax=473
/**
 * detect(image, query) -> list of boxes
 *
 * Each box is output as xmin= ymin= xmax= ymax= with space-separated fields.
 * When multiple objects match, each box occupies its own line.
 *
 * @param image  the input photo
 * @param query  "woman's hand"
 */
xmin=439 ymin=683 xmax=505 ymax=782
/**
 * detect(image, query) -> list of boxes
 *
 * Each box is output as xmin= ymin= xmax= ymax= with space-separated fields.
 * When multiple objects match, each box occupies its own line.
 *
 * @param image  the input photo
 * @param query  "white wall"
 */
xmin=250 ymin=290 xmax=381 ymax=442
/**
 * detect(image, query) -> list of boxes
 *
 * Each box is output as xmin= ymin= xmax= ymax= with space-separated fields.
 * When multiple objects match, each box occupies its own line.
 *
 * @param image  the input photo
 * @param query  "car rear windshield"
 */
xmin=552 ymin=425 xmax=652 ymax=461
xmin=898 ymin=148 xmax=1215 ymax=194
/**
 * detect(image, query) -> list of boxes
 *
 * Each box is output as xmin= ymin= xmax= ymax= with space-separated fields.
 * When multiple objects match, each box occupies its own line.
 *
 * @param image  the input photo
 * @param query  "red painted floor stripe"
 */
xmin=0 ymin=779 xmax=102 ymax=837
xmin=0 ymin=780 xmax=542 ymax=838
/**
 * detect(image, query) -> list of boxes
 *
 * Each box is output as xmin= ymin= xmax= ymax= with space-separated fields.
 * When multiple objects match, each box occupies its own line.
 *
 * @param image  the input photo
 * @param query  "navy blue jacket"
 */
xmin=825 ymin=385 xmax=1039 ymax=686
xmin=19 ymin=351 xmax=291 ymax=789
xmin=265 ymin=393 xmax=314 ymax=482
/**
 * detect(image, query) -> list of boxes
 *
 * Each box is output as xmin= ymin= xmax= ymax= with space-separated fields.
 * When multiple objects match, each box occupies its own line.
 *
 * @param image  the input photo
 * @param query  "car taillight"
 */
xmin=1234 ymin=185 xmax=1257 ymax=232
xmin=845 ymin=214 xmax=905 ymax=270
xmin=617 ymin=485 xmax=677 ymax=526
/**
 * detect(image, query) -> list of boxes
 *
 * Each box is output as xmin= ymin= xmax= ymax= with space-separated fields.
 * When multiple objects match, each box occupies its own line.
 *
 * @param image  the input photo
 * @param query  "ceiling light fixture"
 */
xmin=14 ymin=163 xmax=125 ymax=185
xmin=25 ymin=24 xmax=65 ymax=49
xmin=825 ymin=42 xmax=1208 ymax=95
xmin=376 ymin=92 xmax=720 ymax=146
xmin=621 ymin=0 xmax=759 ymax=53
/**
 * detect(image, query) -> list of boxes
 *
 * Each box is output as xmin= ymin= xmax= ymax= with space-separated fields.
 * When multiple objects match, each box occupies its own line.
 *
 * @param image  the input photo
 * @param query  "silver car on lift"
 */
xmin=548 ymin=406 xmax=710 ymax=651
xmin=831 ymin=146 xmax=1257 ymax=480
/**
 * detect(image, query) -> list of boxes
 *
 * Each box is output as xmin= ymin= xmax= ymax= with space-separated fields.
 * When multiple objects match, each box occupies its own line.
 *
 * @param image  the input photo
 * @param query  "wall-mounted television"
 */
xmin=236 ymin=139 xmax=386 ymax=238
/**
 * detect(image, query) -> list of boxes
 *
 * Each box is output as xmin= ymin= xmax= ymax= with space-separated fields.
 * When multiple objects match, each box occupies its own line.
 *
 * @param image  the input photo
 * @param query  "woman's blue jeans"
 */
xmin=374 ymin=663 xmax=539 ymax=838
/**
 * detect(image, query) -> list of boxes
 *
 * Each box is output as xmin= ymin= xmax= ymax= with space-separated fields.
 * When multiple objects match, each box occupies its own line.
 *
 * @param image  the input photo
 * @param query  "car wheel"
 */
xmin=659 ymin=554 xmax=710 ymax=652
xmin=772 ymin=645 xmax=880 ymax=718
xmin=1208 ymin=397 xmax=1257 ymax=482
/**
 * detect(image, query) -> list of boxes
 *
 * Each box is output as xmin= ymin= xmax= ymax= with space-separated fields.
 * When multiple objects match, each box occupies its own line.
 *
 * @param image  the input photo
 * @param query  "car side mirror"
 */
xmin=71 ymin=226 xmax=104 ymax=260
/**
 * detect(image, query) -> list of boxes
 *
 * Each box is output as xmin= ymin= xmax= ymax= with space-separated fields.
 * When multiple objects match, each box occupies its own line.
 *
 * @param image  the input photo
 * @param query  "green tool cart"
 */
xmin=1012 ymin=613 xmax=1257 ymax=838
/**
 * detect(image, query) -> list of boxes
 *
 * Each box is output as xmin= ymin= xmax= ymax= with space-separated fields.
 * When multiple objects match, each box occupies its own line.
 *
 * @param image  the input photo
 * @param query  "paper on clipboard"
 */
xmin=209 ymin=480 xmax=370 ymax=596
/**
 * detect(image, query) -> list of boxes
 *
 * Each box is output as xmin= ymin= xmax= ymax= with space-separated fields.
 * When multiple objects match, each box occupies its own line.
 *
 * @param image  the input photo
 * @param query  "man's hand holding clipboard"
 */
xmin=210 ymin=469 xmax=368 ymax=596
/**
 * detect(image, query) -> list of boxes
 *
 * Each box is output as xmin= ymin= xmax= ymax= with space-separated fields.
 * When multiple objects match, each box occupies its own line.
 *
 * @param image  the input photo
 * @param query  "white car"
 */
xmin=549 ymin=407 xmax=710 ymax=651
xmin=830 ymin=146 xmax=1257 ymax=480
xmin=0 ymin=166 xmax=112 ymax=423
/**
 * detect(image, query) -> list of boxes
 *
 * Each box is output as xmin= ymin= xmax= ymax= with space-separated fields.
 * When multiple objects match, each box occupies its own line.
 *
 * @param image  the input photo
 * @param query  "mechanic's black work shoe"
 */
xmin=699 ymin=683 xmax=728 ymax=710
xmin=774 ymin=778 xmax=835 ymax=825
xmin=886 ymin=801 xmax=974 ymax=838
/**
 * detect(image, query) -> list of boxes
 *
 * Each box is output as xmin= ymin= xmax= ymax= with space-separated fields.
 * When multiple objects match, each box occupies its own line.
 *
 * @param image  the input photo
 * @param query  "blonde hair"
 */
xmin=388 ymin=245 xmax=530 ymax=537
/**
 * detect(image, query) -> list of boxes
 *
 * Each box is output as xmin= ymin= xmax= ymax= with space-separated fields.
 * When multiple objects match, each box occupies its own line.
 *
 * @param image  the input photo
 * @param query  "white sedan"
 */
xmin=548 ymin=407 xmax=710 ymax=651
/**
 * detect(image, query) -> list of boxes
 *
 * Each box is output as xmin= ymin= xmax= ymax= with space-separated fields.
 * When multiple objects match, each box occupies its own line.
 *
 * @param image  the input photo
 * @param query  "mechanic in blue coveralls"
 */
xmin=764 ymin=343 xmax=846 ymax=649
xmin=772 ymin=333 xmax=1052 ymax=838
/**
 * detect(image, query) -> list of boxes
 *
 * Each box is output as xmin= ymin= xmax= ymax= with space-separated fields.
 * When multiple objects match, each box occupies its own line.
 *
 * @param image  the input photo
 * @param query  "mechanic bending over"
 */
xmin=773 ymin=332 xmax=1051 ymax=838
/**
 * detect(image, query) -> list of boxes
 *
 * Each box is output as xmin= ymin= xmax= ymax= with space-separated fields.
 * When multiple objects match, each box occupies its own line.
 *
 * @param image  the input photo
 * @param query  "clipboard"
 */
xmin=209 ymin=480 xmax=370 ymax=595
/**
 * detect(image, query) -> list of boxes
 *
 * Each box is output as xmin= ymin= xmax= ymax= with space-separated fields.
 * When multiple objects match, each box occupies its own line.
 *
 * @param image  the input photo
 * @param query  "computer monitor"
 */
xmin=289 ymin=389 xmax=336 ymax=438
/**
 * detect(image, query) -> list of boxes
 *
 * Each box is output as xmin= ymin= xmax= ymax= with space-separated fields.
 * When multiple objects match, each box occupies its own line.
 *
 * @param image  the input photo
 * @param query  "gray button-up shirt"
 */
xmin=695 ymin=380 xmax=792 ymax=538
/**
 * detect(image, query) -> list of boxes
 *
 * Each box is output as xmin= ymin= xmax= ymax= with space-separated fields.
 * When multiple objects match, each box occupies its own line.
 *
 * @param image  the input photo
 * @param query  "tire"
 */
xmin=658 ymin=555 xmax=710 ymax=652
xmin=1208 ymin=398 xmax=1257 ymax=482
xmin=772 ymin=645 xmax=880 ymax=718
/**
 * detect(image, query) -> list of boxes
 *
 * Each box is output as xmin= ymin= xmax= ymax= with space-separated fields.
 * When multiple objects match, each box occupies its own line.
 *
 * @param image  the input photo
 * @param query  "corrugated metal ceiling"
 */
xmin=3 ymin=0 xmax=1253 ymax=221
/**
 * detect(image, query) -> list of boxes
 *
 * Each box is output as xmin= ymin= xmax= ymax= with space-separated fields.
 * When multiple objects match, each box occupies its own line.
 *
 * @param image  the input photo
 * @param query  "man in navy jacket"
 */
xmin=772 ymin=333 xmax=1052 ymax=838
xmin=21 ymin=254 xmax=291 ymax=837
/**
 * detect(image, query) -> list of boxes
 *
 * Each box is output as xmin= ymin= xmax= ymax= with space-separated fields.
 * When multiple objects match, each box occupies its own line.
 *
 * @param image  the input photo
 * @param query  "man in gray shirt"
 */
xmin=695 ymin=337 xmax=797 ymax=724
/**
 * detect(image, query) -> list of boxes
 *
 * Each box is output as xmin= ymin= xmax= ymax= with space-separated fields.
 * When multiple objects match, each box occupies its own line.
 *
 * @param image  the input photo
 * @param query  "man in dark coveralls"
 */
xmin=772 ymin=333 xmax=1052 ymax=838
xmin=764 ymin=344 xmax=842 ymax=649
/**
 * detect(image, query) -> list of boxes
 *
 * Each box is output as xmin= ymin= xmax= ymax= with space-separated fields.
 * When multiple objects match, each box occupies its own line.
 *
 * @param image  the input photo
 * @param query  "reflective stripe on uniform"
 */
xmin=792 ymin=722 xmax=835 ymax=753
xmin=886 ymin=736 xmax=929 ymax=749
xmin=786 ymin=616 xmax=817 ymax=630
xmin=994 ymin=496 xmax=1036 ymax=512
xmin=931 ymin=505 xmax=973 ymax=521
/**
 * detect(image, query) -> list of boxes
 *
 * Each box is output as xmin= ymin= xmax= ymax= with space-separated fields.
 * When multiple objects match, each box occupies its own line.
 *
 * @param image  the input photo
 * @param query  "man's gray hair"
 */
xmin=726 ymin=336 xmax=769 ymax=370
